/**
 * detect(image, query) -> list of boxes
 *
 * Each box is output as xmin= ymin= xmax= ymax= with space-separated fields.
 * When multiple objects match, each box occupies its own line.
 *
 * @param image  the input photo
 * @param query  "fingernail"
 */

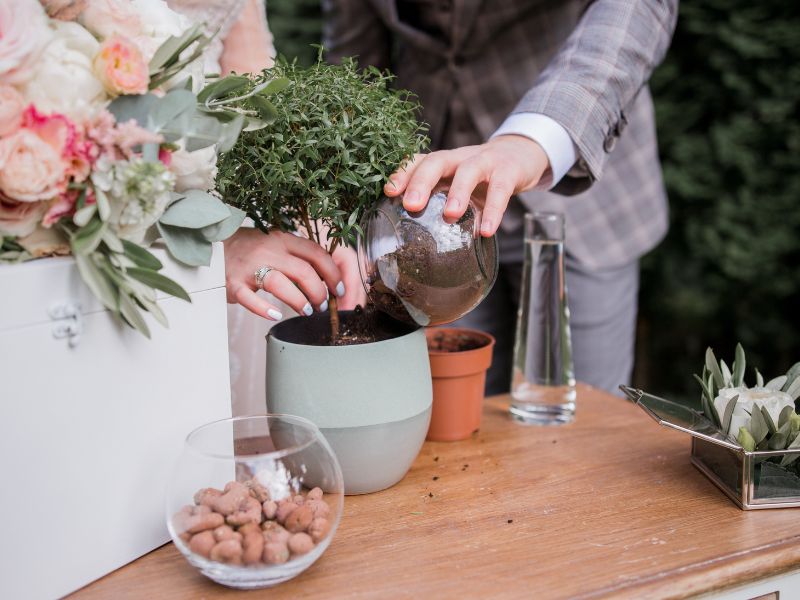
xmin=318 ymin=299 xmax=328 ymax=312
xmin=404 ymin=190 xmax=420 ymax=206
xmin=267 ymin=309 xmax=283 ymax=321
xmin=302 ymin=303 xmax=313 ymax=316
xmin=480 ymin=218 xmax=494 ymax=236
xmin=335 ymin=281 xmax=345 ymax=297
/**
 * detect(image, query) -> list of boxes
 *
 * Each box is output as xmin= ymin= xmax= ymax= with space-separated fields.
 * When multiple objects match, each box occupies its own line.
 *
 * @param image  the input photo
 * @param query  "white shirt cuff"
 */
xmin=491 ymin=113 xmax=577 ymax=190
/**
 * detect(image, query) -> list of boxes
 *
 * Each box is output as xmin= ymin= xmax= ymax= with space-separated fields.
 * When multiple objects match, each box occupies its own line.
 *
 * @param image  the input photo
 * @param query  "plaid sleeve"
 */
xmin=513 ymin=0 xmax=678 ymax=187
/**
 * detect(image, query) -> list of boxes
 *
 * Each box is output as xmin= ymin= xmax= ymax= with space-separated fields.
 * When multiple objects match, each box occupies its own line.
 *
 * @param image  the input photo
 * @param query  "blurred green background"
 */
xmin=266 ymin=0 xmax=800 ymax=399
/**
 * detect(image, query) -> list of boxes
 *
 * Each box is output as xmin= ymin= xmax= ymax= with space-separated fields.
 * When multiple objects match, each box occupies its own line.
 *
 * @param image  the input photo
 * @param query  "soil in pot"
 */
xmin=426 ymin=329 xmax=489 ymax=353
xmin=368 ymin=207 xmax=497 ymax=326
xmin=271 ymin=305 xmax=416 ymax=347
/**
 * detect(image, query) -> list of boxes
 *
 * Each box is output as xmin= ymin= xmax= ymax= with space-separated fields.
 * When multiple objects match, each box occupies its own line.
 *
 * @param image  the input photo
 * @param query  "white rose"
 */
xmin=170 ymin=146 xmax=218 ymax=193
xmin=130 ymin=0 xmax=192 ymax=60
xmin=20 ymin=21 xmax=106 ymax=121
xmin=714 ymin=387 xmax=796 ymax=437
xmin=0 ymin=0 xmax=53 ymax=85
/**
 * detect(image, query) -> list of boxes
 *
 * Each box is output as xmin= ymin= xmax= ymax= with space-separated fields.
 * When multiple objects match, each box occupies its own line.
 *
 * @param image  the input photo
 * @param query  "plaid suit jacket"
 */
xmin=323 ymin=0 xmax=678 ymax=269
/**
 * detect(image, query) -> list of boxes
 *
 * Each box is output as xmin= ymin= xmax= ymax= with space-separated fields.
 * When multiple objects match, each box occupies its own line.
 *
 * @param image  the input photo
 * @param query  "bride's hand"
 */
xmin=332 ymin=245 xmax=368 ymax=310
xmin=224 ymin=228 xmax=349 ymax=321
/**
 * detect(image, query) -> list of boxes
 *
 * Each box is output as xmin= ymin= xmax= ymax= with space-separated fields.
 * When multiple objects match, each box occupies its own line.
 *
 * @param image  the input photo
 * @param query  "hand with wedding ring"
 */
xmin=224 ymin=228 xmax=366 ymax=320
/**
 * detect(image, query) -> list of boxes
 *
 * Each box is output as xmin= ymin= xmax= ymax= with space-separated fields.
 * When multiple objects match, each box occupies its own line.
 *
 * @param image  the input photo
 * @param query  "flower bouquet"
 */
xmin=623 ymin=345 xmax=800 ymax=509
xmin=0 ymin=0 xmax=285 ymax=337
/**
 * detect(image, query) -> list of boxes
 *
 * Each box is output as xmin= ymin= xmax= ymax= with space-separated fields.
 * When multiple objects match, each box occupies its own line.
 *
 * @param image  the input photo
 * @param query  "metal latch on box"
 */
xmin=49 ymin=301 xmax=83 ymax=348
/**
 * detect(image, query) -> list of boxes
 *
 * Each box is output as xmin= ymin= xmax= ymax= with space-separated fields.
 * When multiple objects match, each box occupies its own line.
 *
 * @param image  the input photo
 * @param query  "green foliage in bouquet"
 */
xmin=59 ymin=27 xmax=286 ymax=338
xmin=695 ymin=345 xmax=800 ymax=465
xmin=217 ymin=54 xmax=429 ymax=337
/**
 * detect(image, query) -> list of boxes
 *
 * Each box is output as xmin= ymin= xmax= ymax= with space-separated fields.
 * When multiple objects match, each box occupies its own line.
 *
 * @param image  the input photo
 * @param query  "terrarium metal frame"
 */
xmin=622 ymin=386 xmax=800 ymax=510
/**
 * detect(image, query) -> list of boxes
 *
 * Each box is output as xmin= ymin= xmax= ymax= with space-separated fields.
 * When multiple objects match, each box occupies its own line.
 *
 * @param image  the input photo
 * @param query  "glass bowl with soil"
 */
xmin=357 ymin=191 xmax=498 ymax=326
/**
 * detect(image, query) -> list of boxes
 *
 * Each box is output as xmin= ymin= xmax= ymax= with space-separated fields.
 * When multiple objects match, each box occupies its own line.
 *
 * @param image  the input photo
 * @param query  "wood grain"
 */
xmin=70 ymin=385 xmax=800 ymax=599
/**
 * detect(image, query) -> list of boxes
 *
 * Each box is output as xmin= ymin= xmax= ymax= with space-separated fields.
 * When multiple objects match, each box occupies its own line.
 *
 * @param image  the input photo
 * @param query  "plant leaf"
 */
xmin=71 ymin=218 xmax=106 ymax=256
xmin=783 ymin=362 xmax=800 ymax=392
xmin=722 ymin=395 xmax=738 ymax=436
xmin=157 ymin=222 xmax=212 ymax=267
xmin=760 ymin=404 xmax=777 ymax=434
xmin=733 ymin=343 xmax=746 ymax=387
xmin=780 ymin=432 xmax=800 ymax=467
xmin=755 ymin=368 xmax=764 ymax=388
xmin=118 ymin=292 xmax=151 ymax=338
xmin=766 ymin=375 xmax=788 ymax=391
xmin=706 ymin=348 xmax=725 ymax=389
xmin=786 ymin=377 xmax=800 ymax=401
xmin=198 ymin=75 xmax=249 ymax=104
xmin=778 ymin=405 xmax=794 ymax=428
xmin=122 ymin=239 xmax=163 ymax=270
xmin=126 ymin=267 xmax=191 ymax=302
xmin=74 ymin=253 xmax=118 ymax=311
xmin=73 ymin=204 xmax=97 ymax=227
xmin=720 ymin=360 xmax=732 ymax=387
xmin=159 ymin=190 xmax=230 ymax=228
xmin=749 ymin=406 xmax=769 ymax=444
xmin=200 ymin=206 xmax=246 ymax=242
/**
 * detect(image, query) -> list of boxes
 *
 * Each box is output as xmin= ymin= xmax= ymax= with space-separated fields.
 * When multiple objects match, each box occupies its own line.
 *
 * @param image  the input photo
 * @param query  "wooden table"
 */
xmin=72 ymin=386 xmax=800 ymax=599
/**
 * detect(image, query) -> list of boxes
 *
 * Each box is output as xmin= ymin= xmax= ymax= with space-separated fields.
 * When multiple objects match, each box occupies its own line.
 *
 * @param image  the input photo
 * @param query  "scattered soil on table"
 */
xmin=427 ymin=330 xmax=490 ymax=353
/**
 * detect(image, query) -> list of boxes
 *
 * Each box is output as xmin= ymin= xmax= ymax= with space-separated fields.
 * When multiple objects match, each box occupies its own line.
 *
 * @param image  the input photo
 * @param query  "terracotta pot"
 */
xmin=425 ymin=327 xmax=495 ymax=442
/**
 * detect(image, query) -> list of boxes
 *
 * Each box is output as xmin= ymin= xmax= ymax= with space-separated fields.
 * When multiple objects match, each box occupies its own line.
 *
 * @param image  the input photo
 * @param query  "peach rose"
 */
xmin=0 ymin=84 xmax=25 ymax=137
xmin=0 ymin=194 xmax=48 ymax=237
xmin=94 ymin=35 xmax=149 ymax=96
xmin=0 ymin=0 xmax=53 ymax=85
xmin=0 ymin=129 xmax=67 ymax=202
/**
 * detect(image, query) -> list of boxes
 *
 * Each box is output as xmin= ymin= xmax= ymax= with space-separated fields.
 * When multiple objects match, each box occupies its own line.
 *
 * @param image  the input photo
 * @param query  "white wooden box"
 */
xmin=0 ymin=244 xmax=232 ymax=599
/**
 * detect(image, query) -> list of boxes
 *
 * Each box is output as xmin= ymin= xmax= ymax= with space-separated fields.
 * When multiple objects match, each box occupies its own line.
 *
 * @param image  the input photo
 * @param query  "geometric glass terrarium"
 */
xmin=621 ymin=386 xmax=800 ymax=510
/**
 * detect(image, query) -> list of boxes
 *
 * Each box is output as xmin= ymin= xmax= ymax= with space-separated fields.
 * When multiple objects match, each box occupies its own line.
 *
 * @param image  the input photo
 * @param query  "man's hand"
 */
xmin=384 ymin=135 xmax=550 ymax=237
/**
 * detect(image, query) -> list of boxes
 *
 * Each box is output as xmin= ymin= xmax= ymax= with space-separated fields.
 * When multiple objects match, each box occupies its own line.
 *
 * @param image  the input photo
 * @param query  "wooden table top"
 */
xmin=72 ymin=385 xmax=800 ymax=599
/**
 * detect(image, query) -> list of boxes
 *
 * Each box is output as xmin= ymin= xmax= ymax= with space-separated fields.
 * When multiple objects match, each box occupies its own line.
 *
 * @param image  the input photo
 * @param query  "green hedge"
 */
xmin=265 ymin=0 xmax=800 ymax=397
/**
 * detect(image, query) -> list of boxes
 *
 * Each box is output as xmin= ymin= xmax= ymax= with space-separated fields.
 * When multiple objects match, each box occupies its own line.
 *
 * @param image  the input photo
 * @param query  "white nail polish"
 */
xmin=319 ymin=300 xmax=329 ymax=312
xmin=302 ymin=303 xmax=313 ymax=316
xmin=335 ymin=281 xmax=345 ymax=297
xmin=267 ymin=309 xmax=283 ymax=321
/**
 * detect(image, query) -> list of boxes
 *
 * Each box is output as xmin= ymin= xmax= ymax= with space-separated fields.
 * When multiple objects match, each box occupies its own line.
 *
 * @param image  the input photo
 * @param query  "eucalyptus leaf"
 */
xmin=71 ymin=218 xmax=106 ymax=255
xmin=108 ymin=93 xmax=157 ymax=128
xmin=706 ymin=348 xmax=725 ymax=389
xmin=126 ymin=267 xmax=191 ymax=302
xmin=150 ymin=89 xmax=196 ymax=131
xmin=95 ymin=186 xmax=110 ymax=221
xmin=159 ymin=190 xmax=230 ymax=229
xmin=733 ymin=343 xmax=746 ymax=387
xmin=198 ymin=75 xmax=249 ymax=104
xmin=766 ymin=375 xmax=788 ymax=391
xmin=74 ymin=253 xmax=118 ymax=311
xmin=157 ymin=222 xmax=212 ymax=267
xmin=118 ymin=292 xmax=151 ymax=338
xmin=73 ymin=204 xmax=97 ymax=227
xmin=122 ymin=239 xmax=163 ymax=270
xmin=200 ymin=205 xmax=246 ymax=242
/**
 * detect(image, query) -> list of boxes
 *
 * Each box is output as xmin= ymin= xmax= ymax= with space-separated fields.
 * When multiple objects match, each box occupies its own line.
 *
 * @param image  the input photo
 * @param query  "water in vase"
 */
xmin=510 ymin=232 xmax=576 ymax=425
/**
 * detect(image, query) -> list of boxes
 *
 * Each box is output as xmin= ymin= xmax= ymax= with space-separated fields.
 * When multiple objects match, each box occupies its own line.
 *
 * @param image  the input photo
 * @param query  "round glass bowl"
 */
xmin=358 ymin=191 xmax=498 ymax=326
xmin=166 ymin=415 xmax=344 ymax=589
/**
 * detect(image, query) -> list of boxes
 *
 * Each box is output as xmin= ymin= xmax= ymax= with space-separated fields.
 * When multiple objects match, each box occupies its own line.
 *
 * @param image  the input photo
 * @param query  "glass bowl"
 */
xmin=166 ymin=415 xmax=344 ymax=589
xmin=357 ymin=191 xmax=498 ymax=326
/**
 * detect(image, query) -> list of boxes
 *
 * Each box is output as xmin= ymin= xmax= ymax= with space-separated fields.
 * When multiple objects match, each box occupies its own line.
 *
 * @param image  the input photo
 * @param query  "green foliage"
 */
xmin=216 ymin=56 xmax=429 ymax=251
xmin=637 ymin=1 xmax=800 ymax=398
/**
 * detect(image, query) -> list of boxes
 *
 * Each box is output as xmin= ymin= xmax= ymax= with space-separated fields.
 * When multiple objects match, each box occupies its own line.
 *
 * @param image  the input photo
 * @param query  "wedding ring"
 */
xmin=254 ymin=265 xmax=274 ymax=289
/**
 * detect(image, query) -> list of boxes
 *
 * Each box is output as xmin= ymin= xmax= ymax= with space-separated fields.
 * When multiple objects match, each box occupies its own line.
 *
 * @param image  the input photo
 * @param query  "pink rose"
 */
xmin=93 ymin=35 xmax=149 ymax=96
xmin=0 ymin=0 xmax=53 ymax=85
xmin=0 ymin=129 xmax=66 ymax=202
xmin=0 ymin=84 xmax=25 ymax=137
xmin=0 ymin=193 xmax=48 ymax=237
xmin=21 ymin=105 xmax=97 ymax=182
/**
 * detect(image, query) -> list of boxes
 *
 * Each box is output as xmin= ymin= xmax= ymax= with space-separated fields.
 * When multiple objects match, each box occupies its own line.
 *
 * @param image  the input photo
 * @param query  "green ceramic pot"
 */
xmin=266 ymin=311 xmax=432 ymax=494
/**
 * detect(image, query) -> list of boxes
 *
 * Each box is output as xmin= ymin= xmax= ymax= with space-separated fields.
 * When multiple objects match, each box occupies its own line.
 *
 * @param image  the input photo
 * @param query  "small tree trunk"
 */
xmin=329 ymin=296 xmax=340 ymax=342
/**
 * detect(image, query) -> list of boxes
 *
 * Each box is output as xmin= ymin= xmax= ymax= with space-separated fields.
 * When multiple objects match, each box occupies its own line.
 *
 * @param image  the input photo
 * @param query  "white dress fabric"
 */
xmin=168 ymin=0 xmax=279 ymax=416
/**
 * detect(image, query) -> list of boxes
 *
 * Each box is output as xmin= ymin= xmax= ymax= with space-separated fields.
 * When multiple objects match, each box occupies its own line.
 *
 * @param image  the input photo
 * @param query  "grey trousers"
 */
xmin=450 ymin=224 xmax=640 ymax=396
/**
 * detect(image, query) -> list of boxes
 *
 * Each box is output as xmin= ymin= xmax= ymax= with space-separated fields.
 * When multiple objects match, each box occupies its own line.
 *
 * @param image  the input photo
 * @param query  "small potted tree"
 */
xmin=217 ymin=57 xmax=432 ymax=493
